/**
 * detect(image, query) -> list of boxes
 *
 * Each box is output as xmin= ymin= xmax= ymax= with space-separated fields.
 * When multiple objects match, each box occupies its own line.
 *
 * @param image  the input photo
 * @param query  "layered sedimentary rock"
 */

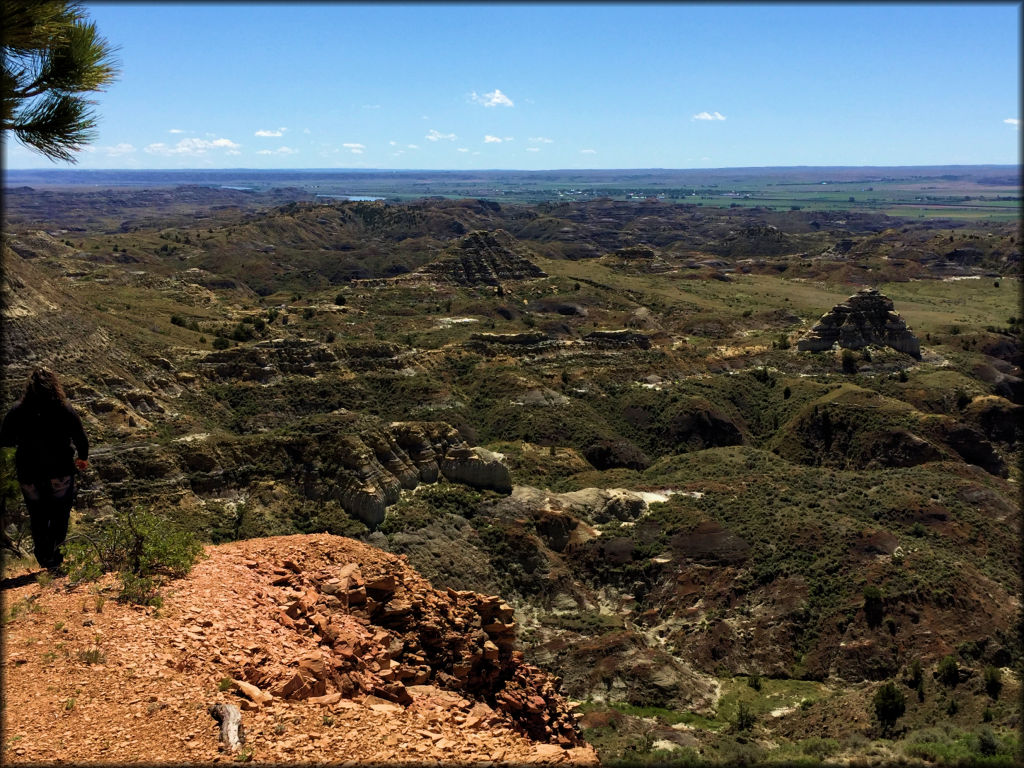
xmin=83 ymin=415 xmax=512 ymax=528
xmin=583 ymin=329 xmax=652 ymax=350
xmin=797 ymin=287 xmax=921 ymax=358
xmin=418 ymin=229 xmax=547 ymax=286
xmin=440 ymin=445 xmax=513 ymax=494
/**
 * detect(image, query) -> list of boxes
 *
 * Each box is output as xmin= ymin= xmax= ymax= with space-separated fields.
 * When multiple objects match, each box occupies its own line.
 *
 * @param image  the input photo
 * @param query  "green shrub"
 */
xmin=212 ymin=336 xmax=230 ymax=350
xmin=747 ymin=674 xmax=762 ymax=692
xmin=976 ymin=728 xmax=998 ymax=756
xmin=841 ymin=349 xmax=858 ymax=373
xmin=734 ymin=700 xmax=755 ymax=731
xmin=937 ymin=655 xmax=959 ymax=687
xmin=334 ymin=293 xmax=347 ymax=306
xmin=983 ymin=666 xmax=1002 ymax=699
xmin=62 ymin=507 xmax=204 ymax=605
xmin=231 ymin=323 xmax=255 ymax=342
xmin=863 ymin=585 xmax=883 ymax=627
xmin=873 ymin=681 xmax=906 ymax=735
xmin=801 ymin=737 xmax=839 ymax=759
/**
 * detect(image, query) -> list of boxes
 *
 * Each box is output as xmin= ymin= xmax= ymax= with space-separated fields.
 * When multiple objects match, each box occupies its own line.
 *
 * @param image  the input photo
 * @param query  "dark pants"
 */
xmin=21 ymin=475 xmax=74 ymax=568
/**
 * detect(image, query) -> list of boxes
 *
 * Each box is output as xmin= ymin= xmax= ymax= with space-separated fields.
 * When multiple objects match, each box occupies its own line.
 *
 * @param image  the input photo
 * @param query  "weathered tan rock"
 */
xmin=440 ymin=445 xmax=512 ymax=494
xmin=797 ymin=287 xmax=920 ymax=358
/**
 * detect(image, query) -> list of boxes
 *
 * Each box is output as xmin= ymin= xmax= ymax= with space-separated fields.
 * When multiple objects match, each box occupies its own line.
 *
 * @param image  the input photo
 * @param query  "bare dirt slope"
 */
xmin=2 ymin=534 xmax=597 ymax=765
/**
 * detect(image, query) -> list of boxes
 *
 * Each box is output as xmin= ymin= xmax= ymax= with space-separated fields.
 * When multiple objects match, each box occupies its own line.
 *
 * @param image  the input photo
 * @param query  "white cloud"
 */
xmin=529 ymin=136 xmax=553 ymax=144
xmin=426 ymin=129 xmax=456 ymax=141
xmin=484 ymin=135 xmax=503 ymax=143
xmin=692 ymin=111 xmax=726 ymax=121
xmin=256 ymin=146 xmax=298 ymax=155
xmin=457 ymin=148 xmax=469 ymax=153
xmin=407 ymin=144 xmax=419 ymax=150
xmin=303 ymin=128 xmax=311 ymax=134
xmin=343 ymin=143 xmax=365 ymax=149
xmin=350 ymin=148 xmax=364 ymax=154
xmin=389 ymin=140 xmax=397 ymax=146
xmin=255 ymin=127 xmax=287 ymax=137
xmin=169 ymin=128 xmax=185 ymax=134
xmin=580 ymin=149 xmax=596 ymax=154
xmin=1005 ymin=118 xmax=1020 ymax=128
xmin=102 ymin=143 xmax=136 ymax=156
xmin=471 ymin=88 xmax=514 ymax=108
xmin=145 ymin=137 xmax=241 ymax=156
xmin=526 ymin=147 xmax=540 ymax=152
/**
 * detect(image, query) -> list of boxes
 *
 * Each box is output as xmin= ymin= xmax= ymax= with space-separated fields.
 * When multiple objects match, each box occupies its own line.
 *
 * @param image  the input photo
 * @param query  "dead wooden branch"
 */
xmin=209 ymin=702 xmax=245 ymax=752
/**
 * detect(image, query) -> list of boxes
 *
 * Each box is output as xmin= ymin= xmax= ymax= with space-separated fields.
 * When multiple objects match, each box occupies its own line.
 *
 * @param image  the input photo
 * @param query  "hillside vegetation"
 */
xmin=2 ymin=188 xmax=1020 ymax=765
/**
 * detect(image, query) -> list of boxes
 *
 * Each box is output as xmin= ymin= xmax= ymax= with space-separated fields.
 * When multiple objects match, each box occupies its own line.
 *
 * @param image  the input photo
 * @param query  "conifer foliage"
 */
xmin=1 ymin=1 xmax=118 ymax=161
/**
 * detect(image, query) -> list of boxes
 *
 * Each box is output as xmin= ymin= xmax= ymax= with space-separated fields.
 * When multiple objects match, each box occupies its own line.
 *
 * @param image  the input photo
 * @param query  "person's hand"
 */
xmin=75 ymin=459 xmax=88 ymax=471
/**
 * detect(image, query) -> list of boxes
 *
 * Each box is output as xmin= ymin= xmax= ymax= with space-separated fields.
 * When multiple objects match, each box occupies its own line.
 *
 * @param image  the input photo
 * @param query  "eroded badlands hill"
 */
xmin=3 ymin=534 xmax=596 ymax=765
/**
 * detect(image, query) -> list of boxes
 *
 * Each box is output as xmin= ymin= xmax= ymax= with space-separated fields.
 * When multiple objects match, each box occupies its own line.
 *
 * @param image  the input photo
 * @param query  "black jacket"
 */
xmin=0 ymin=400 xmax=89 ymax=483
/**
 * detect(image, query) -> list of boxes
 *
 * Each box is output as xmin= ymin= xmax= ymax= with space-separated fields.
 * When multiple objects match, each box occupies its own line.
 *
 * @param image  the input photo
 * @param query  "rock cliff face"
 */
xmin=83 ymin=415 xmax=512 ymax=529
xmin=417 ymin=229 xmax=547 ymax=286
xmin=797 ymin=288 xmax=921 ymax=358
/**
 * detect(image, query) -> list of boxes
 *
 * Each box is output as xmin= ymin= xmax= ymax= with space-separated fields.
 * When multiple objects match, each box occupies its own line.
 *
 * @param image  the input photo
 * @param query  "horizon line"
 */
xmin=4 ymin=163 xmax=1021 ymax=174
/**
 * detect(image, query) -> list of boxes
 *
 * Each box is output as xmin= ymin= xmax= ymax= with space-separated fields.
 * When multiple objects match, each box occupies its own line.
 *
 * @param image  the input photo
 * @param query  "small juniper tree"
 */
xmin=873 ymin=681 xmax=905 ymax=736
xmin=937 ymin=655 xmax=959 ymax=687
xmin=983 ymin=666 xmax=1002 ymax=699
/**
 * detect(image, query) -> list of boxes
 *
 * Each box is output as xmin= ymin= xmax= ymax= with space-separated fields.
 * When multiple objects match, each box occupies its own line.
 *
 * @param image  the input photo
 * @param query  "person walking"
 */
xmin=1 ymin=369 xmax=89 ymax=570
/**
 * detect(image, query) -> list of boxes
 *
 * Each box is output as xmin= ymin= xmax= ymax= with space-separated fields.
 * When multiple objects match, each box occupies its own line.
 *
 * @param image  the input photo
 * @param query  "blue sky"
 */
xmin=4 ymin=3 xmax=1020 ymax=170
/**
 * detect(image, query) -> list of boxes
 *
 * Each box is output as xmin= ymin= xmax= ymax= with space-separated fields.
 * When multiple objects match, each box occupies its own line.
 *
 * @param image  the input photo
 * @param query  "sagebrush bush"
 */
xmin=63 ymin=507 xmax=204 ymax=605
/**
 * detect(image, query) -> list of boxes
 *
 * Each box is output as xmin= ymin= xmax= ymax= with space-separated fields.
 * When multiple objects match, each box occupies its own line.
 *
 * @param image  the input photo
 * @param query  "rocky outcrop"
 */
xmin=440 ymin=445 xmax=512 ymax=494
xmin=418 ymin=229 xmax=547 ymax=286
xmin=797 ymin=287 xmax=921 ymax=358
xmin=943 ymin=424 xmax=1008 ymax=477
xmin=533 ymin=630 xmax=717 ymax=712
xmin=468 ymin=330 xmax=550 ymax=347
xmin=583 ymin=329 xmax=651 ymax=349
xmin=81 ymin=416 xmax=501 ymax=529
xmin=3 ymin=532 xmax=596 ymax=764
xmin=228 ymin=536 xmax=583 ymax=746
xmin=582 ymin=438 xmax=651 ymax=471
xmin=197 ymin=338 xmax=340 ymax=382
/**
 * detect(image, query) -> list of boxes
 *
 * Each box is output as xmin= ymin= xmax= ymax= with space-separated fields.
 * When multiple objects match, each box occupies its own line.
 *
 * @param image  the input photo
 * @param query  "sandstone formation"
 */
xmin=440 ymin=445 xmax=513 ymax=494
xmin=796 ymin=287 xmax=921 ymax=358
xmin=417 ymin=229 xmax=547 ymax=286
